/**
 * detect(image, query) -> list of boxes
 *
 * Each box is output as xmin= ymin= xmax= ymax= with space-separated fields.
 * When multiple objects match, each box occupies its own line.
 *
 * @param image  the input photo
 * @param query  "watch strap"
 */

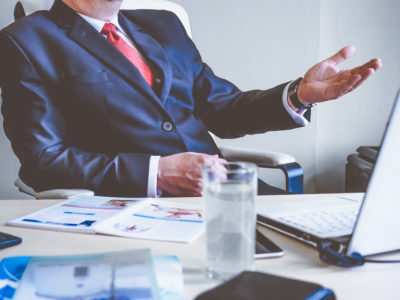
xmin=288 ymin=77 xmax=313 ymax=110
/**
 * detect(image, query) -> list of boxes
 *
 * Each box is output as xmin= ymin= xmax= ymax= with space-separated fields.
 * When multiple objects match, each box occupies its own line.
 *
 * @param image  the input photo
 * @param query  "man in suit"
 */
xmin=0 ymin=0 xmax=381 ymax=197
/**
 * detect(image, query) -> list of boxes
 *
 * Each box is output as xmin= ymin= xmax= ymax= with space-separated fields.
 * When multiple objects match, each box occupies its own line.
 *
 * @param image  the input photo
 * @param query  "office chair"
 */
xmin=11 ymin=0 xmax=303 ymax=199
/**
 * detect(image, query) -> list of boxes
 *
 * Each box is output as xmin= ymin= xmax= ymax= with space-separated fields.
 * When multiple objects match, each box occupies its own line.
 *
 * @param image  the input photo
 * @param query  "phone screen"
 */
xmin=255 ymin=229 xmax=284 ymax=259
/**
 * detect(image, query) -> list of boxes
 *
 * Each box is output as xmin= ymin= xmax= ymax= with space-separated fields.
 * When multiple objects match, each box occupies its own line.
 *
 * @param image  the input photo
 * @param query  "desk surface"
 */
xmin=1 ymin=194 xmax=400 ymax=299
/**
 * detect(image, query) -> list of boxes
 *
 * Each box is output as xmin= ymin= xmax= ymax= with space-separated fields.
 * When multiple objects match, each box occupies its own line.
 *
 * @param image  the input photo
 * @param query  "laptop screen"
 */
xmin=348 ymin=90 xmax=400 ymax=256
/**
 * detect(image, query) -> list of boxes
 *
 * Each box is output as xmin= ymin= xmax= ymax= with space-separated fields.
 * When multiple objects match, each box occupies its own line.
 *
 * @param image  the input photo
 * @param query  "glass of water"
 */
xmin=203 ymin=162 xmax=257 ymax=280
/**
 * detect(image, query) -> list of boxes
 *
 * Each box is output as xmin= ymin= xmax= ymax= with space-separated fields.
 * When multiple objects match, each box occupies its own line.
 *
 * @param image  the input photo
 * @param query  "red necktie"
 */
xmin=101 ymin=23 xmax=154 ymax=88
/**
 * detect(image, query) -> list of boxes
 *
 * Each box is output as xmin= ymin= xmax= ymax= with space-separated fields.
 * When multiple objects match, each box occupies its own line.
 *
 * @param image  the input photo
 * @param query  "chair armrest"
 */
xmin=15 ymin=178 xmax=94 ymax=199
xmin=218 ymin=146 xmax=296 ymax=167
xmin=218 ymin=146 xmax=303 ymax=193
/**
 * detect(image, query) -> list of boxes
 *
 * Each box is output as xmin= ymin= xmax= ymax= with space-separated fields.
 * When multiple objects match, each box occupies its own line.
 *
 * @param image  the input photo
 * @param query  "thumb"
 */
xmin=326 ymin=45 xmax=355 ymax=65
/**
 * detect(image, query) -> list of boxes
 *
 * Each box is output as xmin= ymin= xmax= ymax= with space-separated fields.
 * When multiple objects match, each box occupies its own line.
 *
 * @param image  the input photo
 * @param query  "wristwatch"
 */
xmin=288 ymin=77 xmax=314 ymax=110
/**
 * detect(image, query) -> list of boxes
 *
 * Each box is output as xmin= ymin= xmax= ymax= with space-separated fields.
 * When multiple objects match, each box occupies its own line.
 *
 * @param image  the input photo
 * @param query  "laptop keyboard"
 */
xmin=277 ymin=208 xmax=358 ymax=237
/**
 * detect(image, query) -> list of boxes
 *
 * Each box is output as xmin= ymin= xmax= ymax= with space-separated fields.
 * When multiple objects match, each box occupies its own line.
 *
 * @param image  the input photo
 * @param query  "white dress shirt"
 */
xmin=78 ymin=13 xmax=308 ymax=197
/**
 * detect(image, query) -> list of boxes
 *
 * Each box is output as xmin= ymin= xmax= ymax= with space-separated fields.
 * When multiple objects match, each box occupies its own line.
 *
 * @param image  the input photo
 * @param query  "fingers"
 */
xmin=344 ymin=56 xmax=380 ymax=93
xmin=196 ymin=154 xmax=226 ymax=176
xmin=326 ymin=45 xmax=356 ymax=65
xmin=333 ymin=56 xmax=380 ymax=97
xmin=163 ymin=177 xmax=203 ymax=197
xmin=366 ymin=58 xmax=382 ymax=70
xmin=332 ymin=67 xmax=375 ymax=98
xmin=342 ymin=74 xmax=362 ymax=95
xmin=348 ymin=67 xmax=375 ymax=93
xmin=325 ymin=72 xmax=359 ymax=99
xmin=351 ymin=58 xmax=382 ymax=76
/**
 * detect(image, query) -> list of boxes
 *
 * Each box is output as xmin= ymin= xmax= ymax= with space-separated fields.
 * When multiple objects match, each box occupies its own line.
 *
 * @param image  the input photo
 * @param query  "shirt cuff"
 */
xmin=147 ymin=155 xmax=160 ymax=198
xmin=282 ymin=81 xmax=309 ymax=126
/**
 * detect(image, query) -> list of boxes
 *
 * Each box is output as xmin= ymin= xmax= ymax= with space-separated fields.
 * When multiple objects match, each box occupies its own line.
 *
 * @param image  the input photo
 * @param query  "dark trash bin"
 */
xmin=345 ymin=146 xmax=380 ymax=192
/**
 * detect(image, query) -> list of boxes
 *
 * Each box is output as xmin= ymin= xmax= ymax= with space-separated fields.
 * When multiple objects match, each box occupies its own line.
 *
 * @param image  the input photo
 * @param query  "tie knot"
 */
xmin=101 ymin=23 xmax=116 ymax=35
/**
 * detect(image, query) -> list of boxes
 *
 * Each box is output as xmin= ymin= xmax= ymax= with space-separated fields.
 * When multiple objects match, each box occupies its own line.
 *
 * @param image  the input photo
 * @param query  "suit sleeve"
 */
xmin=0 ymin=31 xmax=149 ymax=196
xmin=193 ymin=66 xmax=300 ymax=138
xmin=186 ymin=37 xmax=305 ymax=139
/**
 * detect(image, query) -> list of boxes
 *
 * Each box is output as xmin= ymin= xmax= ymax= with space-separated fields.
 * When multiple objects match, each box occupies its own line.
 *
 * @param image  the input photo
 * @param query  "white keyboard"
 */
xmin=277 ymin=208 xmax=359 ymax=238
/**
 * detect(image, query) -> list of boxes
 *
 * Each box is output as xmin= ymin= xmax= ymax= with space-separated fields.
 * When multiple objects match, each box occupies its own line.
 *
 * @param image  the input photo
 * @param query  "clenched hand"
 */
xmin=157 ymin=152 xmax=227 ymax=196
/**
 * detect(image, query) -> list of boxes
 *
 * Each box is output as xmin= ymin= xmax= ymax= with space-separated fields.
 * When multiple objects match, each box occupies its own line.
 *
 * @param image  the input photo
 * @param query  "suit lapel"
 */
xmin=118 ymin=12 xmax=173 ymax=104
xmin=49 ymin=0 xmax=165 ymax=108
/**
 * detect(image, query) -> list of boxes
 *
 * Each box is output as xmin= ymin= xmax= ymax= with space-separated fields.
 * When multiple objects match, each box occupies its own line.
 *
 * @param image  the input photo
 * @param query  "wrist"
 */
xmin=288 ymin=77 xmax=314 ymax=110
xmin=297 ymin=78 xmax=308 ymax=104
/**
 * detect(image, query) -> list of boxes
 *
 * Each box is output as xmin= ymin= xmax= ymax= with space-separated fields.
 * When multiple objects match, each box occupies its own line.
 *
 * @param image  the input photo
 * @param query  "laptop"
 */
xmin=257 ymin=90 xmax=400 ymax=257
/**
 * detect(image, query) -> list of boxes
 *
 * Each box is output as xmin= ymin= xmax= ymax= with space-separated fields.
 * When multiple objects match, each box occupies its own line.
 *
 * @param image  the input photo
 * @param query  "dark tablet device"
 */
xmin=0 ymin=232 xmax=22 ymax=250
xmin=255 ymin=229 xmax=284 ymax=259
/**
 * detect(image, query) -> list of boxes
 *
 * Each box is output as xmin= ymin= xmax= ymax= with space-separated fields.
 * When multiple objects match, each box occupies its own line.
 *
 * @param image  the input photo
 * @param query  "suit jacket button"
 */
xmin=162 ymin=121 xmax=173 ymax=132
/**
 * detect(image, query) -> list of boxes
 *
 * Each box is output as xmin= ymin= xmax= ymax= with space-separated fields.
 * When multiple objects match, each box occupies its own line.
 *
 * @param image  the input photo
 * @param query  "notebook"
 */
xmin=258 ymin=90 xmax=400 ymax=257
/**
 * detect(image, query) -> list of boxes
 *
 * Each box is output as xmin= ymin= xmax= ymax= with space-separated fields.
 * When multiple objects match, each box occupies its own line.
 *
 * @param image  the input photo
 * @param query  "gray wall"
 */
xmin=0 ymin=0 xmax=399 ymax=198
xmin=316 ymin=0 xmax=400 ymax=192
xmin=174 ymin=0 xmax=400 ymax=192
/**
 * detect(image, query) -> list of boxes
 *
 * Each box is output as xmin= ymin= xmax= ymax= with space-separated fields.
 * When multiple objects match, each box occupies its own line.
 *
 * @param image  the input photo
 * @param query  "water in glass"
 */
xmin=204 ymin=180 xmax=256 ymax=280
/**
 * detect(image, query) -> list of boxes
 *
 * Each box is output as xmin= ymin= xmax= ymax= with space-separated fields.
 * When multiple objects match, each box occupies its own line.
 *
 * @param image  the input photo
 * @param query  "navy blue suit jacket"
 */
xmin=0 ymin=0 xmax=302 ymax=196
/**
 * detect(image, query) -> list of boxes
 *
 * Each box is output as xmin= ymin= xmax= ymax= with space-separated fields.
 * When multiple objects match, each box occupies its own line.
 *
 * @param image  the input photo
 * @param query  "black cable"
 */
xmin=318 ymin=241 xmax=400 ymax=267
xmin=363 ymin=258 xmax=400 ymax=264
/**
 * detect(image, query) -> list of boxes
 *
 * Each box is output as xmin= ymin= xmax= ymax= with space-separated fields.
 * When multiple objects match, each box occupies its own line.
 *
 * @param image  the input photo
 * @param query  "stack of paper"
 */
xmin=9 ymin=195 xmax=204 ymax=243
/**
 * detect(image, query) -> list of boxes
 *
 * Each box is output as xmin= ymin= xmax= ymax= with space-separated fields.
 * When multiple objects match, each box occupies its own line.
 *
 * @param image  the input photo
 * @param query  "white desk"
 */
xmin=1 ymin=194 xmax=400 ymax=299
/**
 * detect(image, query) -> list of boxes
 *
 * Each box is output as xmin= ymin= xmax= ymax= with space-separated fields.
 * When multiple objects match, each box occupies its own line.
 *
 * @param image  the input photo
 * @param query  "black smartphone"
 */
xmin=255 ymin=229 xmax=284 ymax=259
xmin=0 ymin=232 xmax=22 ymax=250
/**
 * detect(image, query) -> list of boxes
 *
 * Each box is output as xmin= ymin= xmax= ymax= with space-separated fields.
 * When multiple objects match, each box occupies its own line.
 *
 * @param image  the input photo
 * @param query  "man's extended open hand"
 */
xmin=297 ymin=46 xmax=382 ymax=104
